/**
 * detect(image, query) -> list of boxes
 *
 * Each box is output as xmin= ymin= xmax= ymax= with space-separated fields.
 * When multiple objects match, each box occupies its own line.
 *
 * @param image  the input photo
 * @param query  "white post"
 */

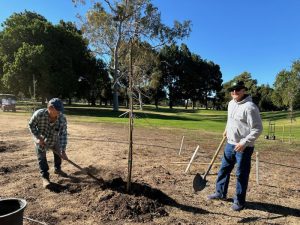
xmin=282 ymin=125 xmax=285 ymax=142
xmin=178 ymin=136 xmax=185 ymax=155
xmin=185 ymin=145 xmax=199 ymax=173
xmin=256 ymin=151 xmax=259 ymax=185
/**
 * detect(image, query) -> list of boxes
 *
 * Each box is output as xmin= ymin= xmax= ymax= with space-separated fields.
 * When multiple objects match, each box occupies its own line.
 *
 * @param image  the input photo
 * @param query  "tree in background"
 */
xmin=159 ymin=43 xmax=222 ymax=109
xmin=77 ymin=0 xmax=191 ymax=111
xmin=148 ymin=68 xmax=165 ymax=109
xmin=0 ymin=11 xmax=50 ymax=99
xmin=273 ymin=60 xmax=300 ymax=120
xmin=1 ymin=43 xmax=46 ymax=97
xmin=0 ymin=11 xmax=109 ymax=104
xmin=118 ymin=41 xmax=160 ymax=110
xmin=159 ymin=44 xmax=182 ymax=109
xmin=257 ymin=84 xmax=277 ymax=111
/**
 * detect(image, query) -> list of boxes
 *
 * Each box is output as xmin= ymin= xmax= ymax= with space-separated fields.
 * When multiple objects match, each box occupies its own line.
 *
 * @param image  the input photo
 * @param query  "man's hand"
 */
xmin=60 ymin=151 xmax=68 ymax=160
xmin=36 ymin=136 xmax=46 ymax=148
xmin=234 ymin=143 xmax=245 ymax=152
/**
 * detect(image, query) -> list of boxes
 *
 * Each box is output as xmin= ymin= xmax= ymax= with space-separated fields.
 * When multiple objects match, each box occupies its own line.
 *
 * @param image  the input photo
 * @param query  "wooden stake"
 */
xmin=178 ymin=135 xmax=185 ymax=155
xmin=282 ymin=125 xmax=285 ymax=142
xmin=185 ymin=145 xmax=199 ymax=173
xmin=256 ymin=151 xmax=259 ymax=185
xmin=171 ymin=162 xmax=221 ymax=165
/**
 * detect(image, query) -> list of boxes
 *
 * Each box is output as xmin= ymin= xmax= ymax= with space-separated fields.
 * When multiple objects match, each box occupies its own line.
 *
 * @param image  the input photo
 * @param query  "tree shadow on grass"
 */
xmin=65 ymin=106 xmax=227 ymax=122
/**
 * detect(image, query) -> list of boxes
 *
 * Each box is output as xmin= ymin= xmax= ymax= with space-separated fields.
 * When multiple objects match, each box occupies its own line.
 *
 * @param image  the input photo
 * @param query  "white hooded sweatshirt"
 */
xmin=226 ymin=95 xmax=263 ymax=147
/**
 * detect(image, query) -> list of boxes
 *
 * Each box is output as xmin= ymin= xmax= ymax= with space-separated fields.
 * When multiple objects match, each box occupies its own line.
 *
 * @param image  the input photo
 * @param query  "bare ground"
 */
xmin=0 ymin=113 xmax=299 ymax=225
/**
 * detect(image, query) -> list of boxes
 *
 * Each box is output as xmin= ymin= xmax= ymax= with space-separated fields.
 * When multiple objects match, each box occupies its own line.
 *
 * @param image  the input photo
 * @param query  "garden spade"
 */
xmin=193 ymin=136 xmax=226 ymax=192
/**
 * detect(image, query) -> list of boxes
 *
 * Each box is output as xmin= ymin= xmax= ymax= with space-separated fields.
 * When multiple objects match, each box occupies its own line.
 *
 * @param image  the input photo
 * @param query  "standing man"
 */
xmin=28 ymin=98 xmax=68 ymax=188
xmin=208 ymin=81 xmax=263 ymax=211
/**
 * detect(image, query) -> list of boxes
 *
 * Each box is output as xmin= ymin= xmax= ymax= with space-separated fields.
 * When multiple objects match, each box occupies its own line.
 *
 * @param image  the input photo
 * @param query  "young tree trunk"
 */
xmin=138 ymin=91 xmax=143 ymax=110
xmin=112 ymin=23 xmax=122 ymax=111
xmin=127 ymin=39 xmax=134 ymax=192
xmin=155 ymin=99 xmax=159 ymax=110
xmin=185 ymin=99 xmax=188 ymax=109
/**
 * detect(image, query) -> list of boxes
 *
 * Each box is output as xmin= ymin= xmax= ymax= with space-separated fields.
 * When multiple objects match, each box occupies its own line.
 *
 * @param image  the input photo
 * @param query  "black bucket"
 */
xmin=0 ymin=198 xmax=27 ymax=225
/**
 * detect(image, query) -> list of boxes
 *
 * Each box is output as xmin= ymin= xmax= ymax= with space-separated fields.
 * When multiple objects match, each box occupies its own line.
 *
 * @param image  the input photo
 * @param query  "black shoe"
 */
xmin=54 ymin=169 xmax=68 ymax=177
xmin=231 ymin=203 xmax=245 ymax=211
xmin=207 ymin=193 xmax=226 ymax=200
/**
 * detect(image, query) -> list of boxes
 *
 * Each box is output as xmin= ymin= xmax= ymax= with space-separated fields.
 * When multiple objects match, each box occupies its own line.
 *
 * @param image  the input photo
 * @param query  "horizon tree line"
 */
xmin=0 ymin=10 xmax=300 ymax=112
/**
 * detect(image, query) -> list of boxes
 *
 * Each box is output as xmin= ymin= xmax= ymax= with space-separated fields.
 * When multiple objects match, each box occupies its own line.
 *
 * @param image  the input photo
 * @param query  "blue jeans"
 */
xmin=215 ymin=143 xmax=254 ymax=205
xmin=35 ymin=144 xmax=61 ymax=179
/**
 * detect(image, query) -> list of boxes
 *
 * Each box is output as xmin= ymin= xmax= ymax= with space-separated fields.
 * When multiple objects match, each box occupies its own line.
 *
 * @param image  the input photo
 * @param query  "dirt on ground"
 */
xmin=0 ymin=113 xmax=299 ymax=225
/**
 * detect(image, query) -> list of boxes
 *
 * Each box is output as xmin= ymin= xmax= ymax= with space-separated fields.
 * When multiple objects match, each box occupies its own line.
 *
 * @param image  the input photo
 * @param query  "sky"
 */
xmin=1 ymin=0 xmax=300 ymax=86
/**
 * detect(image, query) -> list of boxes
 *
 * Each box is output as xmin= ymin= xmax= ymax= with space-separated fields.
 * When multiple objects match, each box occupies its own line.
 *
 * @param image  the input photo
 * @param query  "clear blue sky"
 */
xmin=1 ymin=0 xmax=300 ymax=86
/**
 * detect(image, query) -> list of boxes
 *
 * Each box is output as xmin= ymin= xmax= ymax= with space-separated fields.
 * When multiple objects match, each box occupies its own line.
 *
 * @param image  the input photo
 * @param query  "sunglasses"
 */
xmin=231 ymin=88 xmax=242 ymax=92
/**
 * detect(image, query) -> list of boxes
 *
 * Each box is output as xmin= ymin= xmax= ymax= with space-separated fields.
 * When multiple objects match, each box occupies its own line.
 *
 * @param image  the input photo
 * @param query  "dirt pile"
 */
xmin=96 ymin=177 xmax=168 ymax=223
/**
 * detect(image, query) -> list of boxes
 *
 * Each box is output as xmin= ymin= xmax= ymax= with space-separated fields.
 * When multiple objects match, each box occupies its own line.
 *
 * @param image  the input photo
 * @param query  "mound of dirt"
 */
xmin=97 ymin=191 xmax=167 ymax=222
xmin=96 ymin=177 xmax=169 ymax=223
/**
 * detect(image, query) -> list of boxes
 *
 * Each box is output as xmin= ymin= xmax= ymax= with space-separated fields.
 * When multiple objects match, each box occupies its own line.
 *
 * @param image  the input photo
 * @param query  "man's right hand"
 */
xmin=60 ymin=151 xmax=68 ymax=160
xmin=36 ymin=137 xmax=46 ymax=147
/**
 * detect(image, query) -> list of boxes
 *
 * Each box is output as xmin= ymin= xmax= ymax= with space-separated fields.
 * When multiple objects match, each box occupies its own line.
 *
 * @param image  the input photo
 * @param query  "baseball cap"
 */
xmin=48 ymin=98 xmax=64 ymax=113
xmin=227 ymin=81 xmax=248 ymax=92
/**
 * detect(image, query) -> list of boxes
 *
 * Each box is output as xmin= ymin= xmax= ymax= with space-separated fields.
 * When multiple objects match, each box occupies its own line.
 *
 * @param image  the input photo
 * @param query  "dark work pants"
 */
xmin=35 ymin=144 xmax=61 ymax=179
xmin=215 ymin=143 xmax=254 ymax=205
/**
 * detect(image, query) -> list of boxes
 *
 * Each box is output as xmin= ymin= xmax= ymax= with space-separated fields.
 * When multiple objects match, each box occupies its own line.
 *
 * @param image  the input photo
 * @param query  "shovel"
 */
xmin=53 ymin=150 xmax=104 ymax=185
xmin=193 ymin=136 xmax=226 ymax=192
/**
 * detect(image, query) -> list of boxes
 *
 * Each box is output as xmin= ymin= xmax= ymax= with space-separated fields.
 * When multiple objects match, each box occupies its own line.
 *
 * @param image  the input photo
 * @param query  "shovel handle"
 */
xmin=203 ymin=136 xmax=226 ymax=179
xmin=53 ymin=150 xmax=104 ymax=184
xmin=66 ymin=159 xmax=104 ymax=183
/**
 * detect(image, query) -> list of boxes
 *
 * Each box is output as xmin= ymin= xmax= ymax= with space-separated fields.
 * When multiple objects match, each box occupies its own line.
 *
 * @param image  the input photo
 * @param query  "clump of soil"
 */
xmin=0 ymin=141 xmax=18 ymax=152
xmin=0 ymin=166 xmax=12 ymax=174
xmin=96 ymin=177 xmax=169 ymax=222
xmin=0 ymin=165 xmax=29 ymax=174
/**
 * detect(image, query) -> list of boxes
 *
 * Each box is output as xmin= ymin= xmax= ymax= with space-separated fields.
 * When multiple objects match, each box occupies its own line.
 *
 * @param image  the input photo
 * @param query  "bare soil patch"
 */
xmin=0 ymin=114 xmax=299 ymax=225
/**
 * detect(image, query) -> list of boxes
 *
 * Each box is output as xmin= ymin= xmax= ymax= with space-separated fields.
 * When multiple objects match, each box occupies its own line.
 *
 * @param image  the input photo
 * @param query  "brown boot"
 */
xmin=42 ymin=177 xmax=50 ymax=188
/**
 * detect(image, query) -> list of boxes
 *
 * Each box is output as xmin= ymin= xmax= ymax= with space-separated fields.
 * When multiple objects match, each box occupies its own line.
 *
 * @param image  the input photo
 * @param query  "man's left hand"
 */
xmin=234 ymin=143 xmax=245 ymax=152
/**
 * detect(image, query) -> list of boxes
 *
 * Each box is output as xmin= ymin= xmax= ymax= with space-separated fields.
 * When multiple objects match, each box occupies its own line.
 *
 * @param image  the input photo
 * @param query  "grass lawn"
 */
xmin=13 ymin=103 xmax=300 ymax=142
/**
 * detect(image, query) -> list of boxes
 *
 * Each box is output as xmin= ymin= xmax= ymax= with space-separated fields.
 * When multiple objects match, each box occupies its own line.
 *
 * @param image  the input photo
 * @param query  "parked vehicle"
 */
xmin=0 ymin=94 xmax=17 ymax=112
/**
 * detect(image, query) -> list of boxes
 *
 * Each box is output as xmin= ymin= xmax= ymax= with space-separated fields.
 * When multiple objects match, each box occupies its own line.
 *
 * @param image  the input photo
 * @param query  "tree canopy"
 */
xmin=0 ymin=11 xmax=108 ymax=104
xmin=78 ymin=0 xmax=191 ymax=111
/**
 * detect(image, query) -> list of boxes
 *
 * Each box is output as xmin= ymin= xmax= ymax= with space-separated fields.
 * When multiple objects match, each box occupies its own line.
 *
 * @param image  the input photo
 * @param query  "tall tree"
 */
xmin=0 ymin=11 xmax=108 ymax=103
xmin=0 ymin=11 xmax=51 ymax=99
xmin=257 ymin=84 xmax=277 ymax=111
xmin=77 ymin=0 xmax=191 ymax=111
xmin=273 ymin=60 xmax=300 ymax=119
xmin=159 ymin=44 xmax=182 ymax=109
xmin=118 ymin=41 xmax=160 ymax=110
xmin=75 ymin=0 xmax=190 ymax=191
xmin=1 ymin=43 xmax=46 ymax=97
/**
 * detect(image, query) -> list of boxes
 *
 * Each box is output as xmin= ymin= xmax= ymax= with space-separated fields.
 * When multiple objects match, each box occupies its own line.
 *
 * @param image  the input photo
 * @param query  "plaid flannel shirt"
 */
xmin=28 ymin=108 xmax=67 ymax=151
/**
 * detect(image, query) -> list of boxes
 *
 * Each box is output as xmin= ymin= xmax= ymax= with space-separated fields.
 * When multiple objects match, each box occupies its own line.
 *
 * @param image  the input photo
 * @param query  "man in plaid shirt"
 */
xmin=28 ymin=98 xmax=68 ymax=188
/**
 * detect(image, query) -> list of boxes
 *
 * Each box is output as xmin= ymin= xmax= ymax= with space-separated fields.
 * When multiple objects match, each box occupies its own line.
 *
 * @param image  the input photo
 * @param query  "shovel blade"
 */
xmin=193 ymin=173 xmax=207 ymax=192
